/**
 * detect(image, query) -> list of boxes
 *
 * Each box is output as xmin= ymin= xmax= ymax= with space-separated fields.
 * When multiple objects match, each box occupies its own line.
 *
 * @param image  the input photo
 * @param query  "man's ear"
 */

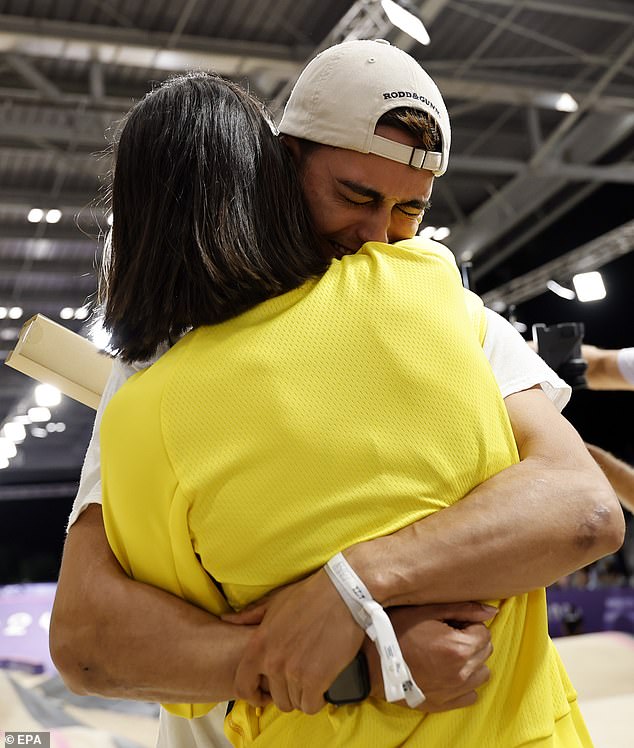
xmin=281 ymin=134 xmax=302 ymax=164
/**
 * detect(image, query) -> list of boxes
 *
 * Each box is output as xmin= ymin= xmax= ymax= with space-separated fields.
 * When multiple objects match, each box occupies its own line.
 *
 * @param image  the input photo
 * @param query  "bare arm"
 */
xmin=50 ymin=504 xmax=494 ymax=710
xmin=352 ymin=387 xmax=625 ymax=606
xmin=583 ymin=345 xmax=634 ymax=390
xmin=586 ymin=443 xmax=634 ymax=514
xmin=50 ymin=504 xmax=254 ymax=702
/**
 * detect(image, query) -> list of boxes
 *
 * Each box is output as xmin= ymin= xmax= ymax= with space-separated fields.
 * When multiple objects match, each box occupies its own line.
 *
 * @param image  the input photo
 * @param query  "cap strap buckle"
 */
xmin=369 ymin=134 xmax=441 ymax=172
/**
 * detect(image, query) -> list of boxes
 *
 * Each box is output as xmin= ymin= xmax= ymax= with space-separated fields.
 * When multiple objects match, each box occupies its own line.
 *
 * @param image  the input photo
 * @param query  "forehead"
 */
xmin=305 ymin=142 xmax=434 ymax=203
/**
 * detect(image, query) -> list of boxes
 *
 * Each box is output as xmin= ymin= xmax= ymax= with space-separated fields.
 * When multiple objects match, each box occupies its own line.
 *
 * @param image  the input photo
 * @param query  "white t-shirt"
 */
xmin=67 ymin=309 xmax=570 ymax=528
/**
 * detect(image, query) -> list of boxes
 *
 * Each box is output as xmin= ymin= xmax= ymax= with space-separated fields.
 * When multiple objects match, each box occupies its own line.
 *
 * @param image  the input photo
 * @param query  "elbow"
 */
xmin=49 ymin=613 xmax=109 ymax=697
xmin=574 ymin=488 xmax=626 ymax=560
xmin=50 ymin=636 xmax=91 ymax=695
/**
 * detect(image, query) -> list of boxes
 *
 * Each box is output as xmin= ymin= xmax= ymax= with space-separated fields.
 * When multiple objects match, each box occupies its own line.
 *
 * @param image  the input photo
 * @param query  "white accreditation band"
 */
xmin=324 ymin=553 xmax=425 ymax=708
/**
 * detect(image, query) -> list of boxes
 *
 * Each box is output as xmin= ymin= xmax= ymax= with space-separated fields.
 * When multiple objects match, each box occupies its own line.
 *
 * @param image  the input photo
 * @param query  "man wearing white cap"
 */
xmin=51 ymin=40 xmax=620 ymax=747
xmin=279 ymin=39 xmax=450 ymax=263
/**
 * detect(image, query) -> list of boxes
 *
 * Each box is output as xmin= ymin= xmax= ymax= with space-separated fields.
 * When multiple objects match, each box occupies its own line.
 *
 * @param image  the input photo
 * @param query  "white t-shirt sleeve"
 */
xmin=483 ymin=308 xmax=571 ymax=412
xmin=617 ymin=347 xmax=634 ymax=385
xmin=66 ymin=359 xmax=139 ymax=530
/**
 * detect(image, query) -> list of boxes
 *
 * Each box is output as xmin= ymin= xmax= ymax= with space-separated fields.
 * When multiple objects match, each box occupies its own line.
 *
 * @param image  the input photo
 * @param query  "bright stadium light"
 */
xmin=35 ymin=384 xmax=62 ymax=407
xmin=381 ymin=0 xmax=431 ymax=46
xmin=572 ymin=271 xmax=606 ymax=302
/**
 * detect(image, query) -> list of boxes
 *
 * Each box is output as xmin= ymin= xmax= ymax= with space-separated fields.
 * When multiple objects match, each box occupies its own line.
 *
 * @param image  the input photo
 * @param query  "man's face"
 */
xmin=287 ymin=125 xmax=435 ymax=260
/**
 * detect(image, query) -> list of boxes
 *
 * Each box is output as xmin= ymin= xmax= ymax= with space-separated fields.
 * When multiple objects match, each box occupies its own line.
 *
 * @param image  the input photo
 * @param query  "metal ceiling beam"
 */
xmin=482 ymin=219 xmax=634 ymax=309
xmin=0 ymin=15 xmax=311 ymax=78
xmin=450 ymin=110 xmax=634 ymax=265
xmin=453 ymin=34 xmax=634 ymax=276
xmin=450 ymin=155 xmax=634 ymax=183
xmin=0 ymin=102 xmax=119 ymax=148
xmin=0 ymin=188 xmax=105 ymax=212
xmin=0 ymin=223 xmax=99 ymax=241
xmin=0 ymin=290 xmax=95 ymax=310
xmin=0 ymin=85 xmax=135 ymax=112
xmin=0 ymin=258 xmax=95 ymax=276
xmin=4 ymin=53 xmax=62 ymax=99
xmin=471 ymin=0 xmax=634 ymax=26
xmin=436 ymin=77 xmax=634 ymax=114
xmin=450 ymin=0 xmax=624 ymax=68
xmin=530 ymin=35 xmax=634 ymax=171
xmin=0 ymin=267 xmax=95 ymax=289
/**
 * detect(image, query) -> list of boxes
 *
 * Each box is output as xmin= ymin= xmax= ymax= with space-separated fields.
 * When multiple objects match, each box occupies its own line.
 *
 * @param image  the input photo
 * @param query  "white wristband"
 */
xmin=325 ymin=553 xmax=425 ymax=708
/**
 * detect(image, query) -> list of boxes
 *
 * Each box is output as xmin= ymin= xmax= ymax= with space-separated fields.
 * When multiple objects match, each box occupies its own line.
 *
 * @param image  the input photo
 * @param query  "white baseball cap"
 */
xmin=278 ymin=39 xmax=451 ymax=177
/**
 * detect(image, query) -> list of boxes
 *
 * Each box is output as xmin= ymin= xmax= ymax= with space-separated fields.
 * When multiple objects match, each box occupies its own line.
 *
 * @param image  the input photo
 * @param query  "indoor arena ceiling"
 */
xmin=1 ymin=0 xmax=633 ymax=495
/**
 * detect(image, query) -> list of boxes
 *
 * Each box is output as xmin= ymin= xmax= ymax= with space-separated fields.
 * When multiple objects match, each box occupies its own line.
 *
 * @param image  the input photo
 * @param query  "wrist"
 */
xmin=324 ymin=552 xmax=425 ymax=708
xmin=344 ymin=539 xmax=393 ymax=606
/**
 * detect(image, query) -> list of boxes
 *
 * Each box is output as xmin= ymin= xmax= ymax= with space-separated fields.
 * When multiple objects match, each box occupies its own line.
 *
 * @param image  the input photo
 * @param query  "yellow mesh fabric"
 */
xmin=101 ymin=238 xmax=590 ymax=746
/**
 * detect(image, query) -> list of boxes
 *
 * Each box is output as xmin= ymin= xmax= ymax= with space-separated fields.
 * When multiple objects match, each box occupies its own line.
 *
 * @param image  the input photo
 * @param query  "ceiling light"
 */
xmin=27 ymin=407 xmax=51 ymax=423
xmin=8 ymin=307 xmax=23 ymax=319
xmin=546 ymin=280 xmax=576 ymax=300
xmin=572 ymin=271 xmax=606 ymax=302
xmin=107 ymin=213 xmax=114 ymax=226
xmin=0 ymin=437 xmax=17 ymax=459
xmin=74 ymin=306 xmax=90 ymax=320
xmin=35 ymin=384 xmax=62 ymax=407
xmin=381 ymin=0 xmax=430 ymax=46
xmin=31 ymin=427 xmax=48 ymax=438
xmin=46 ymin=209 xmax=62 ymax=224
xmin=0 ymin=307 xmax=7 ymax=319
xmin=27 ymin=208 xmax=44 ymax=223
xmin=13 ymin=415 xmax=31 ymax=425
xmin=418 ymin=225 xmax=437 ymax=240
xmin=0 ymin=457 xmax=9 ymax=470
xmin=91 ymin=328 xmax=111 ymax=350
xmin=432 ymin=227 xmax=451 ymax=241
xmin=3 ymin=422 xmax=26 ymax=442
xmin=60 ymin=307 xmax=74 ymax=320
xmin=555 ymin=93 xmax=578 ymax=113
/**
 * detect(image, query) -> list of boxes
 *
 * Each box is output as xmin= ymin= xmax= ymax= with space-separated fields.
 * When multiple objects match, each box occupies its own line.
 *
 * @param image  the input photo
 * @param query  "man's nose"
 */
xmin=355 ymin=211 xmax=391 ymax=245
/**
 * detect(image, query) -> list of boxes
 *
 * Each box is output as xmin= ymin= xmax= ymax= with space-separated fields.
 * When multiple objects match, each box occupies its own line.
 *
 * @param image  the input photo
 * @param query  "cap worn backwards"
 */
xmin=278 ymin=39 xmax=451 ymax=177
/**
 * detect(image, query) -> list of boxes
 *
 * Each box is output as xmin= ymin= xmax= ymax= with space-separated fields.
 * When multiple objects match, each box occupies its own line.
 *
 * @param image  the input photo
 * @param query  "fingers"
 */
xmin=266 ymin=673 xmax=295 ymax=713
xmin=459 ymin=621 xmax=494 ymax=660
xmin=432 ymin=663 xmax=491 ymax=712
xmin=418 ymin=660 xmax=491 ymax=713
xmin=233 ymin=650 xmax=270 ymax=708
xmin=433 ymin=601 xmax=498 ymax=624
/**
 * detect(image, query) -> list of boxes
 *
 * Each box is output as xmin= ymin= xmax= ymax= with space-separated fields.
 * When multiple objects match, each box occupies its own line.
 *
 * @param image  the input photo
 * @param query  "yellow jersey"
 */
xmin=102 ymin=238 xmax=591 ymax=747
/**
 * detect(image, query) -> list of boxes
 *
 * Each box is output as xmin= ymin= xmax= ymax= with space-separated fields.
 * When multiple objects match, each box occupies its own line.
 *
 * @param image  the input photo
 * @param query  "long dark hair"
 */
xmin=100 ymin=72 xmax=328 ymax=362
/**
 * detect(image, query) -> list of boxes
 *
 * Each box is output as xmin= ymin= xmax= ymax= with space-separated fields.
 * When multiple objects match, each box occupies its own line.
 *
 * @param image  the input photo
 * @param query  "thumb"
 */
xmin=441 ymin=603 xmax=498 ymax=629
xmin=426 ymin=602 xmax=498 ymax=624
